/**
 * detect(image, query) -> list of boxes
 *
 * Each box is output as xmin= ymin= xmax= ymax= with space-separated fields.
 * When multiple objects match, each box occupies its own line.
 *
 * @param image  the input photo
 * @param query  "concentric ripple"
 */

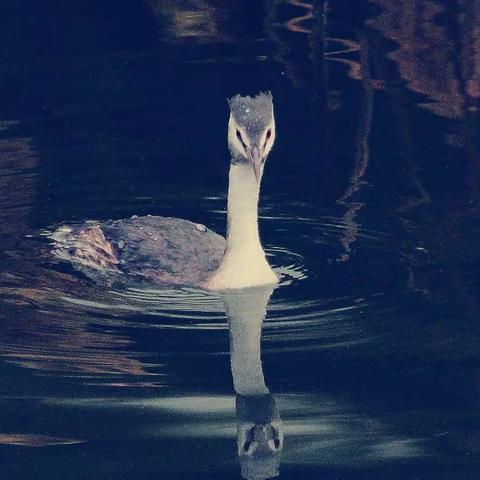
xmin=0 ymin=205 xmax=412 ymax=378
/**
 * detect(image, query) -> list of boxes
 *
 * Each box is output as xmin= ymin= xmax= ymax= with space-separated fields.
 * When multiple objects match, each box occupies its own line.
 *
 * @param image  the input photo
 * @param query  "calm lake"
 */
xmin=1 ymin=1 xmax=480 ymax=479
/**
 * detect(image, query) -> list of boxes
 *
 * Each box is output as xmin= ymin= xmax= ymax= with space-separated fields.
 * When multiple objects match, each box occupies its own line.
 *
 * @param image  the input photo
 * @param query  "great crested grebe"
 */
xmin=51 ymin=92 xmax=278 ymax=291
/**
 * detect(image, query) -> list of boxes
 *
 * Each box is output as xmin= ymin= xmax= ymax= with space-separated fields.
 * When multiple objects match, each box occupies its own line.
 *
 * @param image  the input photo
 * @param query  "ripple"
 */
xmin=268 ymin=245 xmax=309 ymax=286
xmin=0 ymin=209 xmax=407 ymax=378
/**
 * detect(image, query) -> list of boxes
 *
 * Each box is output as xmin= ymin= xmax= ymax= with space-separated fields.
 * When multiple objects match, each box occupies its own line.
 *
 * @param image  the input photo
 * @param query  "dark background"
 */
xmin=1 ymin=1 xmax=480 ymax=479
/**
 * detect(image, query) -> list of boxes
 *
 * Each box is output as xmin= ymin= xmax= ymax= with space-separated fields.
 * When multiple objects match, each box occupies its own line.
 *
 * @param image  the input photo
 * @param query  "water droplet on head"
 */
xmin=195 ymin=223 xmax=207 ymax=232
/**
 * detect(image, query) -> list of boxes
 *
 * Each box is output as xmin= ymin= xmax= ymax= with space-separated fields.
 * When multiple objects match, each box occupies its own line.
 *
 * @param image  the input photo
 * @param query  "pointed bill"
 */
xmin=250 ymin=147 xmax=262 ymax=182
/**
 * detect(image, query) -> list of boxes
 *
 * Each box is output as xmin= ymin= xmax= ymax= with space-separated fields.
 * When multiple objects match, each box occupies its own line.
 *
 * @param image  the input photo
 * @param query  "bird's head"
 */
xmin=227 ymin=91 xmax=276 ymax=182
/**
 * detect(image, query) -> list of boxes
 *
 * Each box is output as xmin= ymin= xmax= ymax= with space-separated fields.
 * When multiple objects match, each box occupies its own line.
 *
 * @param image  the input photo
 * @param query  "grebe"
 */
xmin=51 ymin=92 xmax=278 ymax=290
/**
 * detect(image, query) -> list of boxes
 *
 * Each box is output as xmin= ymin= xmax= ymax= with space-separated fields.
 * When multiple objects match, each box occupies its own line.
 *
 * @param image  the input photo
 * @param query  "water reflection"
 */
xmin=149 ymin=0 xmax=267 ymax=44
xmin=369 ymin=0 xmax=480 ymax=119
xmin=0 ymin=120 xmax=38 ymax=236
xmin=336 ymin=31 xmax=373 ymax=262
xmin=223 ymin=286 xmax=283 ymax=479
xmin=0 ymin=266 xmax=154 ymax=378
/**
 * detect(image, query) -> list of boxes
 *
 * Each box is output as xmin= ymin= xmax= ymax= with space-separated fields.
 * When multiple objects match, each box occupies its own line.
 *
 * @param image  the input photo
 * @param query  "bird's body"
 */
xmin=50 ymin=92 xmax=278 ymax=291
xmin=51 ymin=216 xmax=226 ymax=287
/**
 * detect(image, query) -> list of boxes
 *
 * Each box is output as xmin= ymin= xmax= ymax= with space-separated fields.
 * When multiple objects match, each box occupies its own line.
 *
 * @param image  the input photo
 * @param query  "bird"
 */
xmin=50 ymin=91 xmax=279 ymax=291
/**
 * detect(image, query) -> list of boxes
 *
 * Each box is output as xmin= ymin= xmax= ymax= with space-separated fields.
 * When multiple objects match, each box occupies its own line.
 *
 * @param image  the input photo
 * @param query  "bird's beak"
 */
xmin=249 ymin=146 xmax=263 ymax=183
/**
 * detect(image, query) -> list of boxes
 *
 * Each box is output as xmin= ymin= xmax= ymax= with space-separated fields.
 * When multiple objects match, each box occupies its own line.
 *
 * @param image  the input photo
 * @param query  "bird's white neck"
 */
xmin=226 ymin=163 xmax=262 ymax=253
xmin=204 ymin=163 xmax=278 ymax=290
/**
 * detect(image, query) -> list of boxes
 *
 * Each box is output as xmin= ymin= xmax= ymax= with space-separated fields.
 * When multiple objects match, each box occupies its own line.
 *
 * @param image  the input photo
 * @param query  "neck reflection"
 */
xmin=221 ymin=286 xmax=283 ymax=480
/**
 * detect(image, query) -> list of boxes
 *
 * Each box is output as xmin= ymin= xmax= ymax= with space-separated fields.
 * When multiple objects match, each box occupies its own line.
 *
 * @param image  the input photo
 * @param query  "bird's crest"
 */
xmin=228 ymin=91 xmax=274 ymax=132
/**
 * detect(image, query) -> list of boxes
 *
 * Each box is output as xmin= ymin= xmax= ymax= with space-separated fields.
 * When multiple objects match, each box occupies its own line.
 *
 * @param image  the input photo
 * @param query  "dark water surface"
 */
xmin=1 ymin=1 xmax=480 ymax=479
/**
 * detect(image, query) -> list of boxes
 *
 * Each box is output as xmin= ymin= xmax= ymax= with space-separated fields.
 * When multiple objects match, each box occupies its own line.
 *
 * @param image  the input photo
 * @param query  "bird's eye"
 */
xmin=263 ymin=128 xmax=272 ymax=151
xmin=236 ymin=129 xmax=247 ymax=151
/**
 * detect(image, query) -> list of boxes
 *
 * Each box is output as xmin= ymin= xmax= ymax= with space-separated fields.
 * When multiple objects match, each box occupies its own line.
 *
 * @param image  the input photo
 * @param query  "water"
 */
xmin=1 ymin=0 xmax=480 ymax=478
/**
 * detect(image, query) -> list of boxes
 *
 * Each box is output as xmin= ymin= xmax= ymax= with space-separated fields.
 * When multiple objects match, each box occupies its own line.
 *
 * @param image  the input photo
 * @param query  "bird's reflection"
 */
xmin=221 ymin=286 xmax=283 ymax=480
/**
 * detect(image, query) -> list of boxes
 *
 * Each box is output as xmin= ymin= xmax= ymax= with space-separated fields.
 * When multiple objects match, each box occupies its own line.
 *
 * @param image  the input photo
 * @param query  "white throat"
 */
xmin=227 ymin=163 xmax=262 ymax=252
xmin=205 ymin=163 xmax=278 ymax=290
